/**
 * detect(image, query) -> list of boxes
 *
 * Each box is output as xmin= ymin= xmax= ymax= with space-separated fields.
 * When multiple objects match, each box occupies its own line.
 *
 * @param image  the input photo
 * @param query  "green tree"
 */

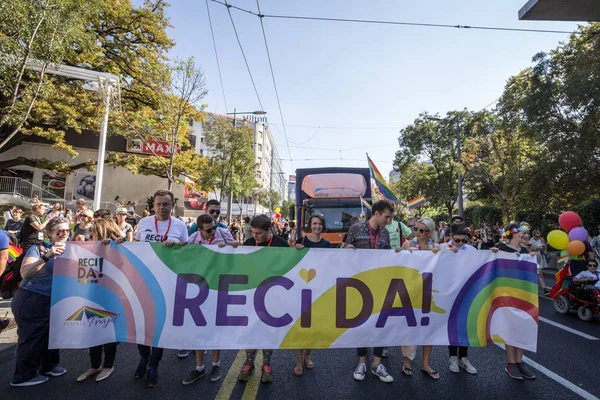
xmin=279 ymin=198 xmax=295 ymax=219
xmin=202 ymin=118 xmax=258 ymax=202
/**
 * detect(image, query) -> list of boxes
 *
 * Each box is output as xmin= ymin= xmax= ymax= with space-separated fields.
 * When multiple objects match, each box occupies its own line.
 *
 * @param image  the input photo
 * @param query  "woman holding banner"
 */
xmin=76 ymin=219 xmax=125 ymax=383
xmin=293 ymin=215 xmax=331 ymax=377
xmin=397 ymin=217 xmax=440 ymax=380
xmin=10 ymin=217 xmax=70 ymax=387
xmin=498 ymin=222 xmax=537 ymax=381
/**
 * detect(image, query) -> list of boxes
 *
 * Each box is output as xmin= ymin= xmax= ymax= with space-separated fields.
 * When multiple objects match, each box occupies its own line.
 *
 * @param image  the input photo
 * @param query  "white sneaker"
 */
xmin=459 ymin=357 xmax=477 ymax=374
xmin=449 ymin=356 xmax=459 ymax=373
xmin=371 ymin=363 xmax=393 ymax=383
xmin=353 ymin=363 xmax=366 ymax=381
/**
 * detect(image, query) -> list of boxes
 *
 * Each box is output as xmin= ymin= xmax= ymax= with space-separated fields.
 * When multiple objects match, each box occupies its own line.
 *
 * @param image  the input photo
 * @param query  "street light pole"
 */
xmin=455 ymin=119 xmax=464 ymax=219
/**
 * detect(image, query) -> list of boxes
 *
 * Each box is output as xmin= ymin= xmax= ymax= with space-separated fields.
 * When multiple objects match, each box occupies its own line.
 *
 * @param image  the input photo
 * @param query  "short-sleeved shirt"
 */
xmin=4 ymin=219 xmax=23 ymax=232
xmin=243 ymin=235 xmax=289 ymax=247
xmin=119 ymin=222 xmax=134 ymax=238
xmin=345 ymin=222 xmax=391 ymax=250
xmin=20 ymin=243 xmax=54 ymax=297
xmin=296 ymin=236 xmax=331 ymax=248
xmin=385 ymin=221 xmax=411 ymax=249
xmin=73 ymin=224 xmax=93 ymax=241
xmin=0 ymin=230 xmax=9 ymax=250
xmin=574 ymin=270 xmax=599 ymax=282
xmin=440 ymin=242 xmax=477 ymax=252
xmin=136 ymin=216 xmax=189 ymax=243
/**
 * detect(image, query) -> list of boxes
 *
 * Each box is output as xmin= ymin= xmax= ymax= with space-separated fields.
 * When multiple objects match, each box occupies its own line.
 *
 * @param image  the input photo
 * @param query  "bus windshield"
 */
xmin=304 ymin=206 xmax=366 ymax=233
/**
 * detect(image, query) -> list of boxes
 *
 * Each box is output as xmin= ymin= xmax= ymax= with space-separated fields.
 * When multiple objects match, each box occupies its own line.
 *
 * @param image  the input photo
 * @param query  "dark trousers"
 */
xmin=137 ymin=344 xmax=163 ymax=368
xmin=448 ymin=346 xmax=468 ymax=358
xmin=90 ymin=343 xmax=118 ymax=369
xmin=11 ymin=289 xmax=60 ymax=384
xmin=357 ymin=347 xmax=384 ymax=358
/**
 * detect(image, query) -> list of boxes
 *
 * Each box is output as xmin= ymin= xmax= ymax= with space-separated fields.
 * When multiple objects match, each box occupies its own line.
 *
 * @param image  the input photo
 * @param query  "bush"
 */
xmin=516 ymin=210 xmax=559 ymax=238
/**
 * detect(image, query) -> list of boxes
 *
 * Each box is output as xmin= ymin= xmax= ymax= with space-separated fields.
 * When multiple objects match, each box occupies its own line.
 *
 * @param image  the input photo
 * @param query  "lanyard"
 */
xmin=196 ymin=233 xmax=215 ymax=245
xmin=154 ymin=217 xmax=171 ymax=242
xmin=368 ymin=225 xmax=380 ymax=249
xmin=256 ymin=234 xmax=273 ymax=247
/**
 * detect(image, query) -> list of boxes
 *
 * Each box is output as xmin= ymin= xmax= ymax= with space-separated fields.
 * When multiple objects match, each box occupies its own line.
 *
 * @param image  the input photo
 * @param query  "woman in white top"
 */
xmin=529 ymin=230 xmax=549 ymax=293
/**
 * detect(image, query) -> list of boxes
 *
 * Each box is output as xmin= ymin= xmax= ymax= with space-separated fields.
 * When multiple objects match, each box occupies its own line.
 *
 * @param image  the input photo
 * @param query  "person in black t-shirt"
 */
xmin=238 ymin=215 xmax=288 ymax=384
xmin=292 ymin=215 xmax=330 ymax=377
xmin=497 ymin=222 xmax=536 ymax=381
xmin=19 ymin=204 xmax=51 ymax=251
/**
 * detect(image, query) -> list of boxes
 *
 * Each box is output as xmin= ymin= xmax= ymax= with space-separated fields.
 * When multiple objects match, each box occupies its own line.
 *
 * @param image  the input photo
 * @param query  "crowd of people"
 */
xmin=0 ymin=192 xmax=598 ymax=389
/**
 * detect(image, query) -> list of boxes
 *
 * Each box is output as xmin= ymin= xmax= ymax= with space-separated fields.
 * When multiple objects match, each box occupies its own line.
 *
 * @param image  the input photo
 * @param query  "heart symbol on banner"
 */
xmin=299 ymin=268 xmax=317 ymax=283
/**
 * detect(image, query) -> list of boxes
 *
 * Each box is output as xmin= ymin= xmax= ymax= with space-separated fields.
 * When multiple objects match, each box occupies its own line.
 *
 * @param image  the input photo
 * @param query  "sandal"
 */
xmin=293 ymin=366 xmax=303 ymax=377
xmin=401 ymin=364 xmax=412 ymax=376
xmin=304 ymin=358 xmax=314 ymax=370
xmin=421 ymin=368 xmax=440 ymax=380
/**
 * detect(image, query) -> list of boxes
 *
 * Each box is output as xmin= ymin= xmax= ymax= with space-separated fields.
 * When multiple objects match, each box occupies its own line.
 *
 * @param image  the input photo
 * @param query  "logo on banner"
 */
xmin=77 ymin=257 xmax=104 ymax=283
xmin=64 ymin=305 xmax=119 ymax=328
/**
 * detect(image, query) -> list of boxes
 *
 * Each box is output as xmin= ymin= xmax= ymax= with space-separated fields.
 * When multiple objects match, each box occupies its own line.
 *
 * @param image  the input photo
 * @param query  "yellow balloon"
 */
xmin=275 ymin=207 xmax=281 ymax=213
xmin=547 ymin=230 xmax=569 ymax=250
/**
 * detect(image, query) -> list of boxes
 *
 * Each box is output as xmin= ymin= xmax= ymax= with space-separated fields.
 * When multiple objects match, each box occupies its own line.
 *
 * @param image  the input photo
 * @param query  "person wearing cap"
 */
xmin=73 ymin=209 xmax=94 ymax=241
xmin=115 ymin=207 xmax=134 ymax=242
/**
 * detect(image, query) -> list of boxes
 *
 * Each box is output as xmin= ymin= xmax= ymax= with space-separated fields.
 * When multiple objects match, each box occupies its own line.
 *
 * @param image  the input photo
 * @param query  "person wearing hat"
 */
xmin=73 ymin=209 xmax=94 ymax=241
xmin=115 ymin=207 xmax=134 ymax=242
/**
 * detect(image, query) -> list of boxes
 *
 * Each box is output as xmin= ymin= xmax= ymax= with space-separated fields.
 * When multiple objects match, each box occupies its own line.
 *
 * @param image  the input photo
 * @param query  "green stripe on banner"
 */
xmin=151 ymin=244 xmax=308 ymax=290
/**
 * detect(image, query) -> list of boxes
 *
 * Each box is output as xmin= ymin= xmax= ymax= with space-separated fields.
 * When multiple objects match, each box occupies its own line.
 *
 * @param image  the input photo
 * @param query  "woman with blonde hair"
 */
xmin=396 ymin=217 xmax=440 ymax=380
xmin=76 ymin=218 xmax=125 ymax=383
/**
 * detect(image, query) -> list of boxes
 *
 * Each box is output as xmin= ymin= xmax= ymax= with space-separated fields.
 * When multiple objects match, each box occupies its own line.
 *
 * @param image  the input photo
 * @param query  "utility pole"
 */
xmin=456 ymin=119 xmax=464 ymax=219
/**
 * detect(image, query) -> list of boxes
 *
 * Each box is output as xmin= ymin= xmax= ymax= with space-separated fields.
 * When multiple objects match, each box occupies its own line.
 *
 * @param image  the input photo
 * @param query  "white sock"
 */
xmin=196 ymin=365 xmax=205 ymax=372
xmin=213 ymin=362 xmax=220 ymax=367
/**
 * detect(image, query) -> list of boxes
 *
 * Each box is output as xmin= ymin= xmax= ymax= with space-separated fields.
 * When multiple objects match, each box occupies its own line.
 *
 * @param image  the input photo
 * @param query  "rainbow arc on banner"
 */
xmin=367 ymin=154 xmax=402 ymax=204
xmin=66 ymin=306 xmax=118 ymax=321
xmin=407 ymin=195 xmax=426 ymax=210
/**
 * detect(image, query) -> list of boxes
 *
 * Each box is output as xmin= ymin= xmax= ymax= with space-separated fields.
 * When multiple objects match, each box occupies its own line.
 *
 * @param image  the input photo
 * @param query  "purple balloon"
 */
xmin=568 ymin=227 xmax=588 ymax=242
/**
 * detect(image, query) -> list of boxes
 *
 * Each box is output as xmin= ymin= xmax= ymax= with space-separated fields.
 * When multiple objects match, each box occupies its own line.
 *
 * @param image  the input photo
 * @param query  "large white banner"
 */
xmin=49 ymin=242 xmax=539 ymax=351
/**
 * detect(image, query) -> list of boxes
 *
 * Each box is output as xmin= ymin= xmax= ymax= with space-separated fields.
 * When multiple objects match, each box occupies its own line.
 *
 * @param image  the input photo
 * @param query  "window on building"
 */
xmin=258 ymin=144 xmax=262 ymax=152
xmin=258 ymin=157 xmax=262 ymax=164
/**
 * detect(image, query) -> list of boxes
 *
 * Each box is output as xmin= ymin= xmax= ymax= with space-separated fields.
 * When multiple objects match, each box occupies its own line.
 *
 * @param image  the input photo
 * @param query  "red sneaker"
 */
xmin=261 ymin=363 xmax=273 ymax=383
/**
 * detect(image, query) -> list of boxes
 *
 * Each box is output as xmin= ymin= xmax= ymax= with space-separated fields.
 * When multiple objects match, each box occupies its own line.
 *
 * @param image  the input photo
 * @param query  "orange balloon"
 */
xmin=566 ymin=240 xmax=585 ymax=257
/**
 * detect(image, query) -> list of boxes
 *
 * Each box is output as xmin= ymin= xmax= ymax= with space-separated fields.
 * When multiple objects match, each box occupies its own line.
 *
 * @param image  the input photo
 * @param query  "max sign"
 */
xmin=49 ymin=243 xmax=539 ymax=352
xmin=126 ymin=139 xmax=181 ymax=157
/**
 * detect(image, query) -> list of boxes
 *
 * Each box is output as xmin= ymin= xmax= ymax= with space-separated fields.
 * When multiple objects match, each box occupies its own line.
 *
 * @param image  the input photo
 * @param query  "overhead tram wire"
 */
xmin=205 ymin=0 xmax=228 ymax=112
xmin=223 ymin=0 xmax=264 ymax=111
xmin=210 ymin=0 xmax=573 ymax=35
xmin=255 ymin=0 xmax=294 ymax=171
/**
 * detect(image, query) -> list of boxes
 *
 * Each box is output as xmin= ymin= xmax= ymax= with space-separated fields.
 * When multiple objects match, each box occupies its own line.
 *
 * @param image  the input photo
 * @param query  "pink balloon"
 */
xmin=558 ymin=211 xmax=581 ymax=232
xmin=568 ymin=227 xmax=588 ymax=242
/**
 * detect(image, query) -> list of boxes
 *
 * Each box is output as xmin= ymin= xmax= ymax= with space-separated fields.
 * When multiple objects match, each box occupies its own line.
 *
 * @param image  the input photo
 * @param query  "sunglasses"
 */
xmin=412 ymin=226 xmax=430 ymax=234
xmin=202 ymin=226 xmax=217 ymax=234
xmin=588 ymin=264 xmax=598 ymax=268
xmin=208 ymin=209 xmax=221 ymax=215
xmin=53 ymin=229 xmax=70 ymax=234
xmin=452 ymin=237 xmax=467 ymax=243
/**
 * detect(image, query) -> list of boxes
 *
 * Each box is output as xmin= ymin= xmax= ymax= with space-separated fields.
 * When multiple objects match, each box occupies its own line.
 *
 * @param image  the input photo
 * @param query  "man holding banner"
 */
xmin=133 ymin=189 xmax=188 ymax=388
xmin=344 ymin=200 xmax=395 ymax=383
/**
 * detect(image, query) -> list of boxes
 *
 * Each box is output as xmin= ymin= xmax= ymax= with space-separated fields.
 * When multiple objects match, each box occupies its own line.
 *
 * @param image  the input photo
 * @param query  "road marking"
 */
xmin=242 ymin=351 xmax=263 ymax=400
xmin=539 ymin=316 xmax=600 ymax=340
xmin=495 ymin=344 xmax=599 ymax=400
xmin=215 ymin=350 xmax=246 ymax=400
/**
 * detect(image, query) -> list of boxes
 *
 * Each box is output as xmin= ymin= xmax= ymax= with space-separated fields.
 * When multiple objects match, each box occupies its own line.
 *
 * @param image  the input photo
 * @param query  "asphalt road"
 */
xmin=0 ymin=296 xmax=598 ymax=400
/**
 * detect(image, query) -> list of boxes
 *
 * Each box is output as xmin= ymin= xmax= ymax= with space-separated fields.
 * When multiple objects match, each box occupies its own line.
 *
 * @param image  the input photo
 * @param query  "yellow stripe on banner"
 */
xmin=215 ymin=350 xmax=246 ymax=400
xmin=242 ymin=351 xmax=263 ymax=400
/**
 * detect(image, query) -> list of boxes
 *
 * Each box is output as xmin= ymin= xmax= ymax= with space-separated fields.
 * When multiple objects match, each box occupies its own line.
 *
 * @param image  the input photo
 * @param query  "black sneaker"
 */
xmin=182 ymin=368 xmax=206 ymax=385
xmin=516 ymin=363 xmax=536 ymax=380
xmin=134 ymin=358 xmax=149 ymax=379
xmin=146 ymin=367 xmax=159 ymax=388
xmin=209 ymin=365 xmax=222 ymax=382
xmin=505 ymin=363 xmax=523 ymax=380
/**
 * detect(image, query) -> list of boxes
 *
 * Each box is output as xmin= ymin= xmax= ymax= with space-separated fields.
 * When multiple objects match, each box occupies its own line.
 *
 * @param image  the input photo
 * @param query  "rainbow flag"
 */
xmin=8 ymin=243 xmax=22 ymax=263
xmin=549 ymin=264 xmax=571 ymax=299
xmin=407 ymin=195 xmax=426 ymax=210
xmin=367 ymin=155 xmax=402 ymax=204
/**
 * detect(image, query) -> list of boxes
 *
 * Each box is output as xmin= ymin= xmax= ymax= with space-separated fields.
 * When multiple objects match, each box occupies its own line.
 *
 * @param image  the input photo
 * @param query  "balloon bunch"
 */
xmin=547 ymin=211 xmax=588 ymax=257
xmin=271 ymin=207 xmax=281 ymax=220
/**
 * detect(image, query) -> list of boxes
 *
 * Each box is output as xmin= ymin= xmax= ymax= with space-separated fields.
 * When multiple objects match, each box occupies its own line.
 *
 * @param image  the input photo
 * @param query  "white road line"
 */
xmin=495 ymin=344 xmax=600 ymax=400
xmin=539 ymin=316 xmax=600 ymax=341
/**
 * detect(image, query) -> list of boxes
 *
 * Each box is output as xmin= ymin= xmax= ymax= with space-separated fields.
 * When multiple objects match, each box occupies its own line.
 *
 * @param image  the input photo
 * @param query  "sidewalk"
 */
xmin=0 ymin=298 xmax=17 ymax=364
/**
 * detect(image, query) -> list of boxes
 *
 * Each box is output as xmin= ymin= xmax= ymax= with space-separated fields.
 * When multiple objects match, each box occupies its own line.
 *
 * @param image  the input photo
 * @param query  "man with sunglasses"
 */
xmin=440 ymin=224 xmax=478 ymax=375
xmin=187 ymin=199 xmax=228 ymax=236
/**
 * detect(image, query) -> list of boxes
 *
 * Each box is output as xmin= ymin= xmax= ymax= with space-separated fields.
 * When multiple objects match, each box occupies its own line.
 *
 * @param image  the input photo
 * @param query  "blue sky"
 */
xmin=137 ymin=0 xmax=578 ymax=178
